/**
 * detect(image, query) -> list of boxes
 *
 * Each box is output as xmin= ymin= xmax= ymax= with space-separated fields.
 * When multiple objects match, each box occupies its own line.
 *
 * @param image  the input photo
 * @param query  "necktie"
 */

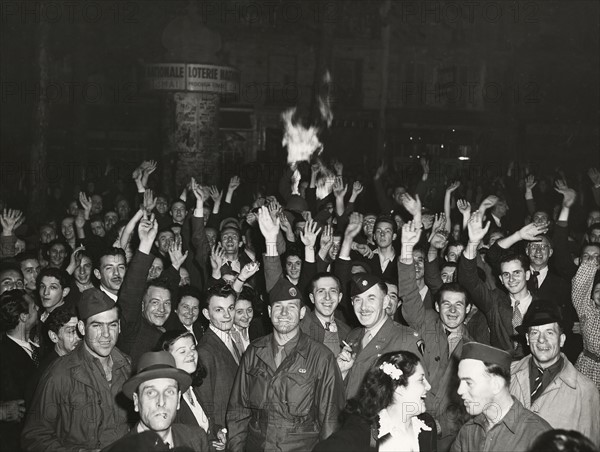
xmin=187 ymin=388 xmax=195 ymax=407
xmin=528 ymin=271 xmax=540 ymax=293
xmin=227 ymin=333 xmax=241 ymax=363
xmin=362 ymin=331 xmax=373 ymax=349
xmin=31 ymin=345 xmax=40 ymax=368
xmin=531 ymin=366 xmax=545 ymax=401
xmin=325 ymin=321 xmax=338 ymax=332
xmin=231 ymin=329 xmax=245 ymax=354
xmin=274 ymin=344 xmax=285 ymax=368
xmin=512 ymin=300 xmax=523 ymax=333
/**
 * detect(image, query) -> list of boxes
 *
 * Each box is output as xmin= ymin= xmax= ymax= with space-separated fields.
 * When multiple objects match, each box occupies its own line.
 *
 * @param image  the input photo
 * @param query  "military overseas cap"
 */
xmin=516 ymin=299 xmax=564 ymax=335
xmin=461 ymin=342 xmax=512 ymax=372
xmin=350 ymin=273 xmax=383 ymax=297
xmin=78 ymin=288 xmax=116 ymax=321
xmin=269 ymin=277 xmax=301 ymax=305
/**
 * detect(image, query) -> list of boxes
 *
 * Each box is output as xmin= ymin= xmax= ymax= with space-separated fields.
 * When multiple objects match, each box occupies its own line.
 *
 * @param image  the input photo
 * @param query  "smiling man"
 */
xmin=342 ymin=273 xmax=422 ymax=399
xmin=510 ymin=300 xmax=600 ymax=446
xmin=196 ymin=282 xmax=240 ymax=428
xmin=94 ymin=247 xmax=127 ymax=302
xmin=22 ymin=288 xmax=131 ymax=452
xmin=452 ymin=342 xmax=551 ymax=452
xmin=301 ymin=273 xmax=351 ymax=355
xmin=227 ymin=277 xmax=344 ymax=452
xmin=398 ymin=220 xmax=473 ymax=450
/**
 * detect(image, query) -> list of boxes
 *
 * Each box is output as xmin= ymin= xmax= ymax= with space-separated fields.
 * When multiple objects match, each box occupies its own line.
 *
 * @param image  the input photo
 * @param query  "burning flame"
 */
xmin=319 ymin=70 xmax=333 ymax=128
xmin=281 ymin=108 xmax=323 ymax=168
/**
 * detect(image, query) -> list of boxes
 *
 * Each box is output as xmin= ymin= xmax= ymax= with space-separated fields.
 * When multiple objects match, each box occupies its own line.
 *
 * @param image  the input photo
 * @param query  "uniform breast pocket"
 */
xmin=286 ymin=373 xmax=315 ymax=416
xmin=246 ymin=366 xmax=269 ymax=408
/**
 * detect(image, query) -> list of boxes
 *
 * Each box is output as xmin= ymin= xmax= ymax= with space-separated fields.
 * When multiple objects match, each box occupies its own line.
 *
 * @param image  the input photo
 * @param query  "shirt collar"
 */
xmin=271 ymin=330 xmax=300 ymax=356
xmin=209 ymin=324 xmax=232 ymax=344
xmin=419 ymin=285 xmax=428 ymax=302
xmin=365 ymin=315 xmax=388 ymax=340
xmin=100 ymin=285 xmax=118 ymax=302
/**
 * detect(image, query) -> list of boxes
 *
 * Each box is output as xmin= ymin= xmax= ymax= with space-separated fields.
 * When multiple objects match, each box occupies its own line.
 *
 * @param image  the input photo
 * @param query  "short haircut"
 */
xmin=156 ymin=227 xmax=175 ymax=237
xmin=90 ymin=214 xmax=103 ymax=224
xmin=46 ymin=304 xmax=77 ymax=334
xmin=528 ymin=429 xmax=598 ymax=452
xmin=0 ymin=262 xmax=24 ymax=279
xmin=374 ymin=215 xmax=397 ymax=234
xmin=95 ymin=247 xmax=126 ymax=270
xmin=0 ymin=289 xmax=30 ymax=332
xmin=204 ymin=281 xmax=236 ymax=309
xmin=309 ymin=272 xmax=342 ymax=293
xmin=15 ymin=251 xmax=38 ymax=265
xmin=283 ymin=247 xmax=303 ymax=263
xmin=45 ymin=239 xmax=72 ymax=259
xmin=499 ymin=252 xmax=530 ymax=272
xmin=144 ymin=277 xmax=172 ymax=298
xmin=435 ymin=282 xmax=471 ymax=307
xmin=174 ymin=285 xmax=203 ymax=310
xmin=484 ymin=362 xmax=511 ymax=387
xmin=37 ymin=267 xmax=70 ymax=290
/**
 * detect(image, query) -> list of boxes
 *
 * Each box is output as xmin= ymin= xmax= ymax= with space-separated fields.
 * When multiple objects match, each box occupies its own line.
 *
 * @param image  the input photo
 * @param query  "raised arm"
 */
xmin=258 ymin=205 xmax=283 ymax=292
xmin=571 ymin=260 xmax=598 ymax=317
xmin=399 ymin=221 xmax=427 ymax=331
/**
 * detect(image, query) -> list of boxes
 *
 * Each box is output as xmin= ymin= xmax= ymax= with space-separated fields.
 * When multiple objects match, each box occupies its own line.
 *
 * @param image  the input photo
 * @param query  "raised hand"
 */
xmin=430 ymin=213 xmax=447 ymax=237
xmin=401 ymin=220 xmax=422 ymax=247
xmin=319 ymin=224 xmax=333 ymax=250
xmin=74 ymin=211 xmax=86 ymax=230
xmin=79 ymin=192 xmax=92 ymax=216
xmin=277 ymin=211 xmax=292 ymax=234
xmin=141 ymin=160 xmax=157 ymax=187
xmin=332 ymin=177 xmax=347 ymax=199
xmin=210 ymin=244 xmax=225 ymax=271
xmin=301 ymin=210 xmax=313 ymax=222
xmin=355 ymin=243 xmax=374 ymax=259
xmin=267 ymin=200 xmax=282 ymax=223
xmin=467 ymin=210 xmax=490 ymax=244
xmin=190 ymin=178 xmax=204 ymax=207
xmin=525 ymin=175 xmax=537 ymax=191
xmin=351 ymin=181 xmax=364 ymax=198
xmin=555 ymin=180 xmax=576 ymax=208
xmin=228 ymin=176 xmax=241 ymax=192
xmin=518 ymin=223 xmax=548 ymax=241
xmin=588 ymin=168 xmax=600 ymax=186
xmin=168 ymin=236 xmax=189 ymax=271
xmin=400 ymin=193 xmax=422 ymax=217
xmin=138 ymin=211 xmax=158 ymax=245
xmin=257 ymin=206 xmax=280 ymax=241
xmin=345 ymin=212 xmax=363 ymax=238
xmin=143 ymin=189 xmax=157 ymax=213
xmin=208 ymin=186 xmax=223 ymax=204
xmin=457 ymin=199 xmax=471 ymax=216
xmin=478 ymin=195 xmax=499 ymax=212
xmin=300 ymin=219 xmax=322 ymax=248
xmin=446 ymin=181 xmax=461 ymax=193
xmin=0 ymin=209 xmax=24 ymax=236
xmin=239 ymin=261 xmax=260 ymax=281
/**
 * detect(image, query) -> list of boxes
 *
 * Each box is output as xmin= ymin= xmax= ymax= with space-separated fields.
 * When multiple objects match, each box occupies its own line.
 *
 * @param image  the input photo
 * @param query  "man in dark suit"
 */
xmin=197 ymin=282 xmax=240 ymax=428
xmin=120 ymin=351 xmax=209 ymax=451
xmin=301 ymin=273 xmax=351 ymax=355
xmin=340 ymin=273 xmax=423 ymax=399
xmin=0 ymin=289 xmax=39 ymax=452
xmin=117 ymin=212 xmax=174 ymax=366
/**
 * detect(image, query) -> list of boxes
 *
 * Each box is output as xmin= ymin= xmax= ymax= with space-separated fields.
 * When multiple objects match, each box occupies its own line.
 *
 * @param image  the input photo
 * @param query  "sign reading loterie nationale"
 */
xmin=144 ymin=63 xmax=240 ymax=94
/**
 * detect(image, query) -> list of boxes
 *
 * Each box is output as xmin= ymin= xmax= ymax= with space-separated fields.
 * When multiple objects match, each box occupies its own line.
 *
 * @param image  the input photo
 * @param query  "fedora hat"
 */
xmin=516 ymin=299 xmax=564 ymax=335
xmin=123 ymin=351 xmax=192 ymax=399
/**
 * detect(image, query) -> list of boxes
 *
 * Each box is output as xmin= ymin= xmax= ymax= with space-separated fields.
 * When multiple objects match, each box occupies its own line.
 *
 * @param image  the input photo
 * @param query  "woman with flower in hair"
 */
xmin=313 ymin=351 xmax=437 ymax=452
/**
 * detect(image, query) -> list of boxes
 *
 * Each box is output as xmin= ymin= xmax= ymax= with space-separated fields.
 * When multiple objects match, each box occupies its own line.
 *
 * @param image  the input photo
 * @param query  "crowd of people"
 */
xmin=1 ymin=156 xmax=600 ymax=452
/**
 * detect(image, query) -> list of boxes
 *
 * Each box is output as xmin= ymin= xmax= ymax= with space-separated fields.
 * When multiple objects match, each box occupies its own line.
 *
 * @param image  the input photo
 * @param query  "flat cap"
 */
xmin=78 ymin=288 xmax=116 ymax=321
xmin=461 ymin=342 xmax=512 ymax=372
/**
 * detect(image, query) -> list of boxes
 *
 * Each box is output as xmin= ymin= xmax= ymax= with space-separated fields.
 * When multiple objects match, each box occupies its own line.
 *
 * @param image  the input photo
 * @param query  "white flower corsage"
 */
xmin=379 ymin=362 xmax=403 ymax=380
